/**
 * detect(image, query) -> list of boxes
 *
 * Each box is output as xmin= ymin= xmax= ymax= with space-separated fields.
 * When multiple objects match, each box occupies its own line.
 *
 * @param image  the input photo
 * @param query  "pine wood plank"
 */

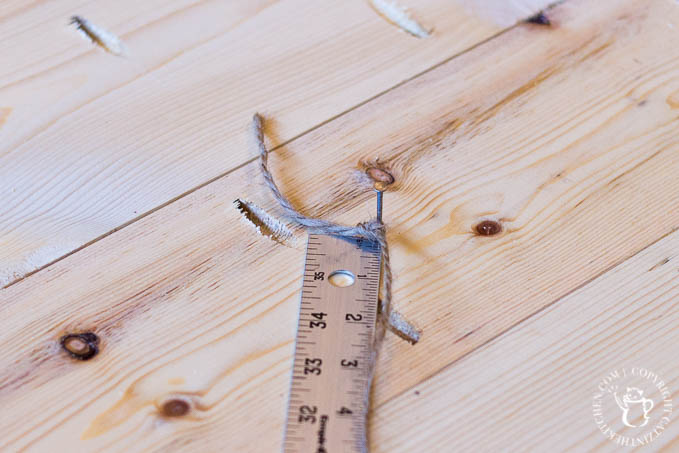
xmin=373 ymin=228 xmax=679 ymax=452
xmin=0 ymin=0 xmax=506 ymax=286
xmin=1 ymin=0 xmax=678 ymax=450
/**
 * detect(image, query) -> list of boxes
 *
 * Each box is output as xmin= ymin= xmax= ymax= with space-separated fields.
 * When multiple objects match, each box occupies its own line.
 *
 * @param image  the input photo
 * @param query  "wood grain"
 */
xmin=0 ymin=0 xmax=504 ymax=286
xmin=373 ymin=228 xmax=679 ymax=452
xmin=1 ymin=0 xmax=678 ymax=451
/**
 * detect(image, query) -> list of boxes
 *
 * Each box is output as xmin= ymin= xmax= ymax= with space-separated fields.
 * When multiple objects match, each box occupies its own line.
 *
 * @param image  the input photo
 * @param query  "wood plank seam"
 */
xmin=372 ymin=227 xmax=679 ymax=451
xmin=3 ymin=0 xmax=530 ymax=286
xmin=1 ymin=20 xmax=522 ymax=290
xmin=0 ymin=2 xmax=277 ymax=90
xmin=373 ymin=223 xmax=679 ymax=412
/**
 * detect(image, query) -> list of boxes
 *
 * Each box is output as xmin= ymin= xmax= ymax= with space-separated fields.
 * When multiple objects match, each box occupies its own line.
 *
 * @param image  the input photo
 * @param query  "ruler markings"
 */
xmin=283 ymin=234 xmax=381 ymax=453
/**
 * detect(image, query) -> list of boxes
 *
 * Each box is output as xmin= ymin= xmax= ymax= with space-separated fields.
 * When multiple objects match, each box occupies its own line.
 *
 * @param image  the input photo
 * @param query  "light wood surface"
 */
xmin=1 ymin=0 xmax=678 ymax=452
xmin=0 ymin=0 xmax=502 ymax=286
xmin=374 ymin=228 xmax=679 ymax=452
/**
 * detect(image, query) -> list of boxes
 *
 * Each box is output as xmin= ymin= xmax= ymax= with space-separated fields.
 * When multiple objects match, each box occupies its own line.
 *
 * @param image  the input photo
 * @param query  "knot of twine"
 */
xmin=252 ymin=113 xmax=392 ymax=452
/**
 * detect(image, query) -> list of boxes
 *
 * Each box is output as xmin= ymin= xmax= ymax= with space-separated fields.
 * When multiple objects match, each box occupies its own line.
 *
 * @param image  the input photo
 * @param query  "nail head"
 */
xmin=366 ymin=167 xmax=395 ymax=185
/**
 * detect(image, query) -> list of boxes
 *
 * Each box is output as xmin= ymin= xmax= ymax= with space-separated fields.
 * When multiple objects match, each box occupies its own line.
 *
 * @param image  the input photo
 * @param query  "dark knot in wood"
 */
xmin=60 ymin=332 xmax=99 ymax=360
xmin=475 ymin=220 xmax=502 ymax=236
xmin=161 ymin=399 xmax=191 ymax=417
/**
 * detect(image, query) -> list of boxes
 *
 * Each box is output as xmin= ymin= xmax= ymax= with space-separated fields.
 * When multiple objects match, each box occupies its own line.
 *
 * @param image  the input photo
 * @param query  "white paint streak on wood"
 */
xmin=369 ymin=0 xmax=431 ymax=37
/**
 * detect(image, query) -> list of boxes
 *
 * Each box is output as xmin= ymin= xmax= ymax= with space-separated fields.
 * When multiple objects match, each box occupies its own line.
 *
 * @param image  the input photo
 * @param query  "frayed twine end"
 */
xmin=369 ymin=0 xmax=432 ymax=38
xmin=70 ymin=15 xmax=127 ymax=56
xmin=234 ymin=198 xmax=297 ymax=247
xmin=387 ymin=310 xmax=421 ymax=344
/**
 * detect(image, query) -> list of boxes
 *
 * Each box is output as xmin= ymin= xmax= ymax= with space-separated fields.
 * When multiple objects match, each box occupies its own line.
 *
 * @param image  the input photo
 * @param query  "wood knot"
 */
xmin=60 ymin=333 xmax=99 ymax=360
xmin=474 ymin=220 xmax=502 ymax=236
xmin=161 ymin=399 xmax=191 ymax=417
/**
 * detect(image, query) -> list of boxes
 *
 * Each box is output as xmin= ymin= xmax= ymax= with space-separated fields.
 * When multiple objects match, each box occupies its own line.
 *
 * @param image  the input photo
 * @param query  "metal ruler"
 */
xmin=283 ymin=233 xmax=382 ymax=453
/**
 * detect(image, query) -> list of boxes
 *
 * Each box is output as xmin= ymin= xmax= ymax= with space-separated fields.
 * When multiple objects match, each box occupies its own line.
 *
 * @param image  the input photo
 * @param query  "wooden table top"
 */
xmin=1 ymin=0 xmax=678 ymax=451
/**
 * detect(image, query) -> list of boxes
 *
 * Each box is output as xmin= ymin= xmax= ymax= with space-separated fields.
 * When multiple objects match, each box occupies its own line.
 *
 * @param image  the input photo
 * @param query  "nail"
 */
xmin=376 ymin=188 xmax=384 ymax=222
xmin=366 ymin=167 xmax=395 ymax=186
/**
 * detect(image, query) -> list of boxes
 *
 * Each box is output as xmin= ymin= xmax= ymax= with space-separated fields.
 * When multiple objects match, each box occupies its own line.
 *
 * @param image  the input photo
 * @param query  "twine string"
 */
xmin=252 ymin=113 xmax=391 ymax=452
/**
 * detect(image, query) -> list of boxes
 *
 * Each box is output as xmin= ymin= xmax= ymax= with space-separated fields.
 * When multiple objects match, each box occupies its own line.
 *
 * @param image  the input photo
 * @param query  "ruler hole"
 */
xmin=328 ymin=270 xmax=356 ymax=287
